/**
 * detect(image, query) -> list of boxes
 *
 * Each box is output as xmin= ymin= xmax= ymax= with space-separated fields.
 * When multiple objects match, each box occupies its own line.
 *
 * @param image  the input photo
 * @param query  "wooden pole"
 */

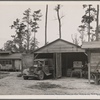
xmin=45 ymin=5 xmax=48 ymax=45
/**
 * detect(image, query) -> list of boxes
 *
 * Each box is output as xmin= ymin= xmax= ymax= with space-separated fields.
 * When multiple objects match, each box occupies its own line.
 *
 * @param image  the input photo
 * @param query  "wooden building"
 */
xmin=34 ymin=39 xmax=87 ymax=78
xmin=0 ymin=51 xmax=34 ymax=71
xmin=82 ymin=41 xmax=100 ymax=83
xmin=0 ymin=51 xmax=22 ymax=71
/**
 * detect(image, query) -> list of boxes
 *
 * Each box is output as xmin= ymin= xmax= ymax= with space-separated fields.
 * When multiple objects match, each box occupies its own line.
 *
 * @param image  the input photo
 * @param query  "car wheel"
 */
xmin=38 ymin=71 xmax=44 ymax=80
xmin=23 ymin=76 xmax=28 ymax=80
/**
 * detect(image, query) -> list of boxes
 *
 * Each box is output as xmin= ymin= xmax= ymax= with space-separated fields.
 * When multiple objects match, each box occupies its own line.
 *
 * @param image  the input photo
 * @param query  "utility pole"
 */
xmin=45 ymin=5 xmax=48 ymax=45
xmin=96 ymin=5 xmax=99 ymax=41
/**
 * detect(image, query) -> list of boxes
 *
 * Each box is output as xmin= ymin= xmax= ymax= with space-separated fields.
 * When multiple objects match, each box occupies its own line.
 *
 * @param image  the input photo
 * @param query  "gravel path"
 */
xmin=0 ymin=72 xmax=100 ymax=95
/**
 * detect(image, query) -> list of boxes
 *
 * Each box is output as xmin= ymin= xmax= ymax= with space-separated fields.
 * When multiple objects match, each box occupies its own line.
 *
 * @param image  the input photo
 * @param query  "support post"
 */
xmin=88 ymin=63 xmax=91 ymax=84
xmin=53 ymin=53 xmax=56 ymax=79
xmin=88 ymin=51 xmax=91 ymax=84
xmin=21 ymin=57 xmax=23 ymax=75
xmin=56 ymin=53 xmax=58 ymax=78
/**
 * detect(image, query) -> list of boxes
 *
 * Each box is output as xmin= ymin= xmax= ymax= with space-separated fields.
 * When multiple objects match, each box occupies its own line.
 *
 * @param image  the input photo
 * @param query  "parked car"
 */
xmin=23 ymin=59 xmax=54 ymax=80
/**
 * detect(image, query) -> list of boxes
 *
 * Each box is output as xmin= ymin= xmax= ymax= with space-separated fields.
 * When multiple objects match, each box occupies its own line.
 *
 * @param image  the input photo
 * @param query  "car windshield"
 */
xmin=34 ymin=60 xmax=44 ymax=67
xmin=34 ymin=61 xmax=38 ymax=65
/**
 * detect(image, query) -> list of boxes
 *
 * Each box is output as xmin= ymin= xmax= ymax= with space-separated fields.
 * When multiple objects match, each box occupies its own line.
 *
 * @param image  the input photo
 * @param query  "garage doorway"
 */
xmin=61 ymin=53 xmax=87 ymax=77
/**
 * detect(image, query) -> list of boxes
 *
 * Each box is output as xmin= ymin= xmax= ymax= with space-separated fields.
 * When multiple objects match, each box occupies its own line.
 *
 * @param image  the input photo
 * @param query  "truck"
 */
xmin=23 ymin=59 xmax=54 ymax=80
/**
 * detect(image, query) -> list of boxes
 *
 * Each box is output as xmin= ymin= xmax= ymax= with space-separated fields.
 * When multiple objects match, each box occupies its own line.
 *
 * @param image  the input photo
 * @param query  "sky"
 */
xmin=0 ymin=1 xmax=99 ymax=49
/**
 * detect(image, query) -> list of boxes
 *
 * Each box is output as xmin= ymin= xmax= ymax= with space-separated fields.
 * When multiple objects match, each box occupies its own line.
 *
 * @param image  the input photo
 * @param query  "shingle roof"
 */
xmin=0 ymin=53 xmax=22 ymax=60
xmin=82 ymin=41 xmax=100 ymax=49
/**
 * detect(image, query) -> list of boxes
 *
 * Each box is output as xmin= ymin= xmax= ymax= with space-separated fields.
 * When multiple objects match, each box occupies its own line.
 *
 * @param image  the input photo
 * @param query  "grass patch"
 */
xmin=27 ymin=82 xmax=63 ymax=90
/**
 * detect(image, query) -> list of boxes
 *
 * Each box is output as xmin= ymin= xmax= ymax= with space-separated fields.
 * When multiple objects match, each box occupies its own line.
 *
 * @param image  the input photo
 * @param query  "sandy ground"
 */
xmin=0 ymin=72 xmax=100 ymax=95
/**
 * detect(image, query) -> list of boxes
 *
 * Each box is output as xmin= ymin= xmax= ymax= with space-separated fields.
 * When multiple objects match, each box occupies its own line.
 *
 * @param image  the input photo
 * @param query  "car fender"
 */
xmin=23 ymin=68 xmax=29 ymax=75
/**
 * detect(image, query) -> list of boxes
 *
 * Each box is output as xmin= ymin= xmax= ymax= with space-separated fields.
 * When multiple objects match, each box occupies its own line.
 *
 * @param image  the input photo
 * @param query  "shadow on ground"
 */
xmin=27 ymin=82 xmax=64 ymax=90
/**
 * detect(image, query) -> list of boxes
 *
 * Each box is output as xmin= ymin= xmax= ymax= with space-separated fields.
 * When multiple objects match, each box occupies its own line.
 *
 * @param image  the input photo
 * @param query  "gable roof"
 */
xmin=34 ymin=38 xmax=85 ymax=53
xmin=82 ymin=41 xmax=100 ymax=49
xmin=0 ymin=53 xmax=22 ymax=60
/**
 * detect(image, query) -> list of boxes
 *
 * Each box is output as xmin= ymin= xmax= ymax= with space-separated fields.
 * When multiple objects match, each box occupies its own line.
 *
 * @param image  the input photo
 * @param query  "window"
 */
xmin=9 ymin=60 xmax=12 ymax=64
xmin=0 ymin=60 xmax=12 ymax=65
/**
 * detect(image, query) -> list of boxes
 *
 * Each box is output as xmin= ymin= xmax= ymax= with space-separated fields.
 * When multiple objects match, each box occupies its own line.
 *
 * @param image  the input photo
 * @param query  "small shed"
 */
xmin=82 ymin=41 xmax=100 ymax=83
xmin=34 ymin=39 xmax=87 ymax=78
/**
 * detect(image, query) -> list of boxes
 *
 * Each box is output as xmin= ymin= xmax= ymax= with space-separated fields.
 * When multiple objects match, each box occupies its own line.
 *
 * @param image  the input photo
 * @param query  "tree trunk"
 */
xmin=57 ymin=6 xmax=61 ymax=39
xmin=88 ymin=24 xmax=90 ymax=42
xmin=88 ymin=5 xmax=91 ymax=42
xmin=26 ymin=29 xmax=30 ymax=53
xmin=27 ymin=15 xmax=30 ymax=53
xmin=45 ymin=5 xmax=48 ymax=45
xmin=19 ymin=38 xmax=23 ymax=53
xmin=96 ymin=5 xmax=99 ymax=41
xmin=33 ymin=32 xmax=36 ymax=52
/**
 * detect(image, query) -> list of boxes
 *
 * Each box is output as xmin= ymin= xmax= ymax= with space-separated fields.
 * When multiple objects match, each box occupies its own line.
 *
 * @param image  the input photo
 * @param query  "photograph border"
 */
xmin=0 ymin=0 xmax=100 ymax=99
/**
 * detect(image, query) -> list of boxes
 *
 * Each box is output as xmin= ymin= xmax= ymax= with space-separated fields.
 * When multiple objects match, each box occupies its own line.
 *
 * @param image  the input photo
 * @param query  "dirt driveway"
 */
xmin=0 ymin=72 xmax=100 ymax=95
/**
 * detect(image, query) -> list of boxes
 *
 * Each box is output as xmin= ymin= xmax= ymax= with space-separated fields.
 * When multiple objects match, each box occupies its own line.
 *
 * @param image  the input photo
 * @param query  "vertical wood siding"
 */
xmin=35 ymin=40 xmax=84 ymax=53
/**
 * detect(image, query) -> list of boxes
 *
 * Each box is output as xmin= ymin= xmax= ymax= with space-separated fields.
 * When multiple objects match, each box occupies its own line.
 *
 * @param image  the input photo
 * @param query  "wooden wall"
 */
xmin=14 ymin=60 xmax=21 ymax=70
xmin=35 ymin=40 xmax=85 ymax=53
xmin=91 ymin=52 xmax=100 ymax=72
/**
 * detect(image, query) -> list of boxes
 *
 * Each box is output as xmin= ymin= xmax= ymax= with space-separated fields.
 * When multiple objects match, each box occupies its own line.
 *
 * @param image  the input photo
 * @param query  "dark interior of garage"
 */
xmin=62 ymin=52 xmax=88 ymax=77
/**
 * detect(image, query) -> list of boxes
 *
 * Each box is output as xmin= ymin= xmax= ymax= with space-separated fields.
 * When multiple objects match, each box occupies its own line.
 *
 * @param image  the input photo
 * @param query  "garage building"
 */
xmin=34 ymin=39 xmax=87 ymax=78
xmin=82 ymin=41 xmax=100 ymax=84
